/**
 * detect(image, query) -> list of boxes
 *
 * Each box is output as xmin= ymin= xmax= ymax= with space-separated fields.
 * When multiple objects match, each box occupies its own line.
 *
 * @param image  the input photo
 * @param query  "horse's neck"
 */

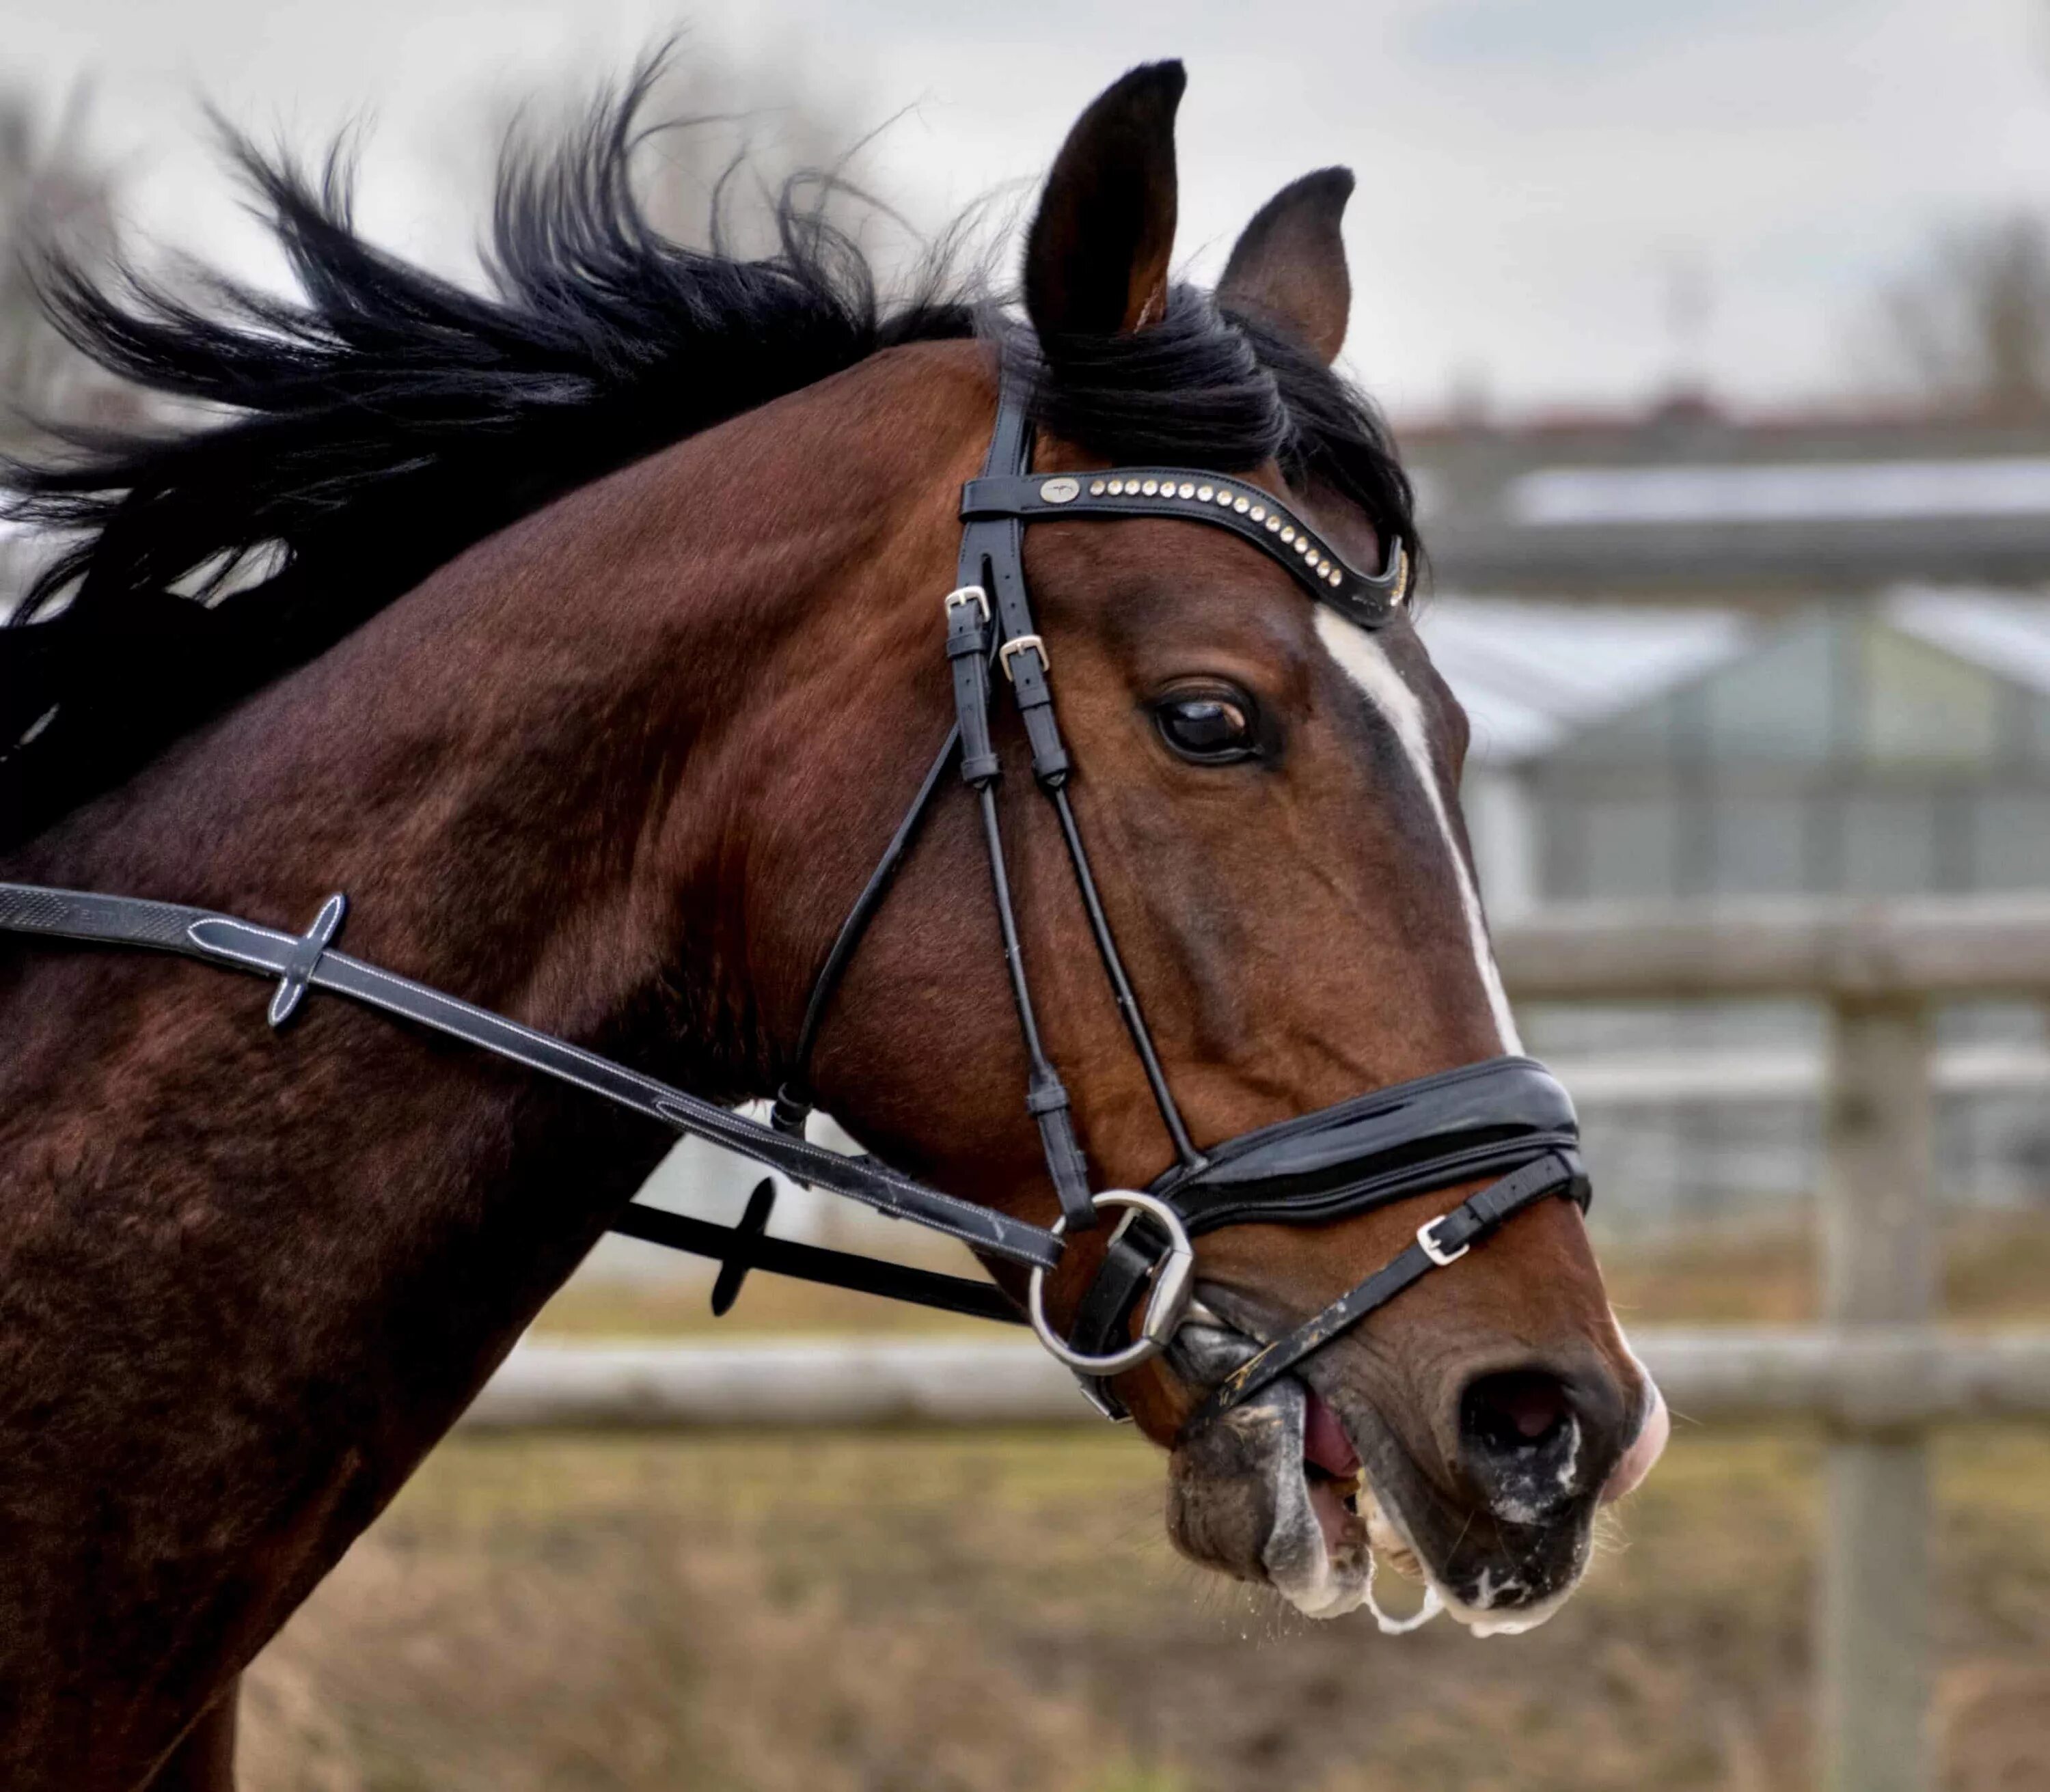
xmin=21 ymin=389 xmax=946 ymax=1085
xmin=3 ymin=342 xmax=996 ymax=1282
xmin=0 ymin=346 xmax=993 ymax=1767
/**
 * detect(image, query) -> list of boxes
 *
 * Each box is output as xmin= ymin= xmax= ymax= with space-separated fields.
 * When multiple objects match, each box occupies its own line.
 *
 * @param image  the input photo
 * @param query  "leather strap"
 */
xmin=961 ymin=469 xmax=1410 ymax=631
xmin=1185 ymin=1150 xmax=1587 ymax=1426
xmin=610 ymin=1196 xmax=1024 ymax=1324
xmin=0 ymin=879 xmax=1063 ymax=1272
xmin=774 ymin=723 xmax=961 ymax=1135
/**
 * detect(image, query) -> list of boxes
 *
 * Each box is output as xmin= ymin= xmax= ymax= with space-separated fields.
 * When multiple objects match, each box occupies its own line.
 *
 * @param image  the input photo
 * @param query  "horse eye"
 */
xmin=1155 ymin=691 xmax=1259 ymax=763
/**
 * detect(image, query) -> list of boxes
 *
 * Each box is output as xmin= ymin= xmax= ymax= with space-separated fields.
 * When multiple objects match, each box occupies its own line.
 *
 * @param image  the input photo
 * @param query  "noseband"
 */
xmin=0 ymin=379 xmax=1587 ymax=1429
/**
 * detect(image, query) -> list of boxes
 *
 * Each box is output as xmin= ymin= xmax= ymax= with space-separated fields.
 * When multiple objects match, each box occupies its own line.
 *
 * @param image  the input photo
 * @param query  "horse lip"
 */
xmin=1166 ymin=1286 xmax=1591 ymax=1630
xmin=1298 ymin=1353 xmax=1596 ymax=1635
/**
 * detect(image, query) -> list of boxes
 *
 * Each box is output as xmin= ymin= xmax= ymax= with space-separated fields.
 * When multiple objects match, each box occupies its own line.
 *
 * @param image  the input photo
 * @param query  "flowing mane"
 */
xmin=0 ymin=61 xmax=1413 ymax=853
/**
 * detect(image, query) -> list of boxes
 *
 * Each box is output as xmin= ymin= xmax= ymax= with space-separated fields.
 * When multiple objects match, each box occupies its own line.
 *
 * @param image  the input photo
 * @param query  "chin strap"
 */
xmin=1181 ymin=1151 xmax=1587 ymax=1429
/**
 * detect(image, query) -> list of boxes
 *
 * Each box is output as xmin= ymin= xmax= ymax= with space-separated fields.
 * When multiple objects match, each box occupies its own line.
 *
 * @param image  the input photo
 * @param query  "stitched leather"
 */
xmin=1185 ymin=1151 xmax=1584 ymax=1426
xmin=961 ymin=470 xmax=1410 ymax=630
xmin=0 ymin=879 xmax=1062 ymax=1271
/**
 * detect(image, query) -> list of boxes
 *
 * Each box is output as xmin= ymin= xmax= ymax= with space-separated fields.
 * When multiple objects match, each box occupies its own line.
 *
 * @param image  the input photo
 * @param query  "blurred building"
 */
xmin=1409 ymin=405 xmax=2050 ymax=1225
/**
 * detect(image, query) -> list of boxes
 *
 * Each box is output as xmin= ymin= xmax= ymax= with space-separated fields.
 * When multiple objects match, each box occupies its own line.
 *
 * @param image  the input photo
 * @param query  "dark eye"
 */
xmin=1154 ymin=689 xmax=1260 ymax=763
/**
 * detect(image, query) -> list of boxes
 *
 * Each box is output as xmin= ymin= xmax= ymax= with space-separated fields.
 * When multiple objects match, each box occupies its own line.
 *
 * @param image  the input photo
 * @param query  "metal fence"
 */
xmin=467 ymin=895 xmax=2050 ymax=1792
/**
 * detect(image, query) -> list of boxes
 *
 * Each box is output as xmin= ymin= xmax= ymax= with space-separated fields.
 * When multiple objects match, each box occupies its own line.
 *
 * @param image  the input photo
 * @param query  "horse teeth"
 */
xmin=1360 ymin=1485 xmax=1425 ymax=1581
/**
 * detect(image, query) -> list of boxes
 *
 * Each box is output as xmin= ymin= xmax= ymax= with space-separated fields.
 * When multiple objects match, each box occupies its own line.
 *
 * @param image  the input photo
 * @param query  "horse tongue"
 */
xmin=1303 ymin=1389 xmax=1361 ymax=1477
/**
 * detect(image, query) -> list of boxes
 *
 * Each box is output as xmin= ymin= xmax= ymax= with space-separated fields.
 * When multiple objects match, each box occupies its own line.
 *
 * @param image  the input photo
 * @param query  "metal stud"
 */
xmin=1197 ymin=485 xmax=1214 ymax=501
xmin=1091 ymin=479 xmax=1107 ymax=496
xmin=1249 ymin=505 xmax=1266 ymax=522
xmin=1215 ymin=489 xmax=1234 ymax=506
xmin=1178 ymin=482 xmax=1195 ymax=499
xmin=1328 ymin=568 xmax=1344 ymax=586
xmin=1265 ymin=515 xmax=1283 ymax=532
xmin=1108 ymin=480 xmax=1124 ymax=495
xmin=1142 ymin=478 xmax=1160 ymax=496
xmin=1294 ymin=538 xmax=1310 ymax=555
xmin=1233 ymin=497 xmax=1250 ymax=514
xmin=1281 ymin=527 xmax=1296 ymax=544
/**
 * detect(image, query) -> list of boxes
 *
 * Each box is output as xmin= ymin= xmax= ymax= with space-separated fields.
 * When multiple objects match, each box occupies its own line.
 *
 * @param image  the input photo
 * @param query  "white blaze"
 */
xmin=1313 ymin=609 xmax=1523 ymax=1053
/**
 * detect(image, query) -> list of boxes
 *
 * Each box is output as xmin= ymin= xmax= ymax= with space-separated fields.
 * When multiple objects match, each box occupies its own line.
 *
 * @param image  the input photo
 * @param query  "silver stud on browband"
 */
xmin=1024 ymin=471 xmax=1397 ymax=605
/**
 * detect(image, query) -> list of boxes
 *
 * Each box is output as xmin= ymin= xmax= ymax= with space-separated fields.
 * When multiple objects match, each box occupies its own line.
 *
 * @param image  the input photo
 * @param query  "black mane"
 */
xmin=0 ymin=66 xmax=1414 ymax=852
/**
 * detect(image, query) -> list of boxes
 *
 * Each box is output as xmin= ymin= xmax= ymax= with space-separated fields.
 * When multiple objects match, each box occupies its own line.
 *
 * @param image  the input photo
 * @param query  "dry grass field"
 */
xmin=236 ymin=1217 xmax=2050 ymax=1792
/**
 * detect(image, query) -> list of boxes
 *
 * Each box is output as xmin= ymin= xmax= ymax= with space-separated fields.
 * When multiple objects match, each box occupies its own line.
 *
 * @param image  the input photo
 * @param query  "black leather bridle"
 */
xmin=0 ymin=381 xmax=1588 ymax=1428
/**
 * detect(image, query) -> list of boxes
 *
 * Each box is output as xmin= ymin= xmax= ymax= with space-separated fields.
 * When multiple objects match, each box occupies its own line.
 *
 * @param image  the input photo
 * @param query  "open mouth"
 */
xmin=1168 ymin=1314 xmax=1589 ymax=1636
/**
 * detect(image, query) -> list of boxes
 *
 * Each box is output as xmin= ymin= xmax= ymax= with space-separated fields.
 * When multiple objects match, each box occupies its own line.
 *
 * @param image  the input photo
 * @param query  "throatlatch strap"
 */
xmin=771 ymin=723 xmax=964 ymax=1141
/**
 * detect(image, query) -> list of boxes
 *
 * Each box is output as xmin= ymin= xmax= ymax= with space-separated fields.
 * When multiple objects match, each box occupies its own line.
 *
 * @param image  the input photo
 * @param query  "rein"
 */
xmin=0 ymin=382 xmax=1589 ymax=1428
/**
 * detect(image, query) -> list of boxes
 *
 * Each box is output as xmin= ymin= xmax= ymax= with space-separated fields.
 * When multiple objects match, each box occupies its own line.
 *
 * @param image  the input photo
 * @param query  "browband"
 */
xmin=961 ymin=467 xmax=1410 ymax=632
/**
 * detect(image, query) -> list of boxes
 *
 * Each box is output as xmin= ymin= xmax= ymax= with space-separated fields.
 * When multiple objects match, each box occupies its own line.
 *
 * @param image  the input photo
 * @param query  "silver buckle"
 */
xmin=1026 ymin=1189 xmax=1195 ymax=1377
xmin=998 ymin=633 xmax=1047 ymax=682
xmin=1416 ymin=1214 xmax=1470 ymax=1267
xmin=944 ymin=583 xmax=989 ymax=621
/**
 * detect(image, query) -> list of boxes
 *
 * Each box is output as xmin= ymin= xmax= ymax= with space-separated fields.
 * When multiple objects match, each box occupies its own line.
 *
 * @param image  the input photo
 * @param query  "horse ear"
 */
xmin=1024 ymin=61 xmax=1185 ymax=340
xmin=1216 ymin=167 xmax=1355 ymax=364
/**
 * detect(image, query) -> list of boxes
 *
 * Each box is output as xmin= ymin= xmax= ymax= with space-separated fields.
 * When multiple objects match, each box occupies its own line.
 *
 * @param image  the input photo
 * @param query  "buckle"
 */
xmin=1026 ymin=1189 xmax=1194 ymax=1376
xmin=998 ymin=633 xmax=1048 ymax=682
xmin=944 ymin=584 xmax=989 ymax=621
xmin=1416 ymin=1213 xmax=1470 ymax=1267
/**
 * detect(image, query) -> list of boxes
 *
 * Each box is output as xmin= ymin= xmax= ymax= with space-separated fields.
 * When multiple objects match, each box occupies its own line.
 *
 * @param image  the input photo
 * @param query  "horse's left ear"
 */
xmin=1217 ymin=167 xmax=1355 ymax=364
xmin=1024 ymin=61 xmax=1185 ymax=340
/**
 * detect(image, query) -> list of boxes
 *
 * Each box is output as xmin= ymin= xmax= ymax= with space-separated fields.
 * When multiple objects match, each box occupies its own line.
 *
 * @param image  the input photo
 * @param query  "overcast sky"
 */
xmin=4 ymin=0 xmax=2049 ymax=419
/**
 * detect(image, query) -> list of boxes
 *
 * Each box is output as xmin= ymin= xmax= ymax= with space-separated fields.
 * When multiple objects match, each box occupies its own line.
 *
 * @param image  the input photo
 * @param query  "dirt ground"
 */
xmin=237 ymin=1219 xmax=2050 ymax=1792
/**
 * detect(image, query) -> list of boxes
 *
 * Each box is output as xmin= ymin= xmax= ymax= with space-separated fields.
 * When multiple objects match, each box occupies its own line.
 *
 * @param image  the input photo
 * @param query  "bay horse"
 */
xmin=0 ymin=60 xmax=1665 ymax=1789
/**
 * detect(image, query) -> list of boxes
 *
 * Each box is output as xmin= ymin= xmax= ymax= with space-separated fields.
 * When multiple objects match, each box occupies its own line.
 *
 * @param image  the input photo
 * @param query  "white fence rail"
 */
xmin=465 ymin=1329 xmax=2050 ymax=1432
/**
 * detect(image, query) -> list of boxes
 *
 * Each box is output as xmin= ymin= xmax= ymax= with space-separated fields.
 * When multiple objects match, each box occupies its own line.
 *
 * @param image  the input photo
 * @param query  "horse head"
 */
xmin=730 ymin=64 xmax=1669 ymax=1629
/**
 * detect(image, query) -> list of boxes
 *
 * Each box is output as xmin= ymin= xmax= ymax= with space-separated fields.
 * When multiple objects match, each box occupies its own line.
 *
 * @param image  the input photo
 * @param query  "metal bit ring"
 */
xmin=1026 ymin=1189 xmax=1197 ymax=1376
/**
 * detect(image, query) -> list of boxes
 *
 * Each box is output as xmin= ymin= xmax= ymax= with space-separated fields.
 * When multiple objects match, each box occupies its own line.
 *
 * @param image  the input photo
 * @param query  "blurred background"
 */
xmin=6 ymin=2 xmax=2050 ymax=1788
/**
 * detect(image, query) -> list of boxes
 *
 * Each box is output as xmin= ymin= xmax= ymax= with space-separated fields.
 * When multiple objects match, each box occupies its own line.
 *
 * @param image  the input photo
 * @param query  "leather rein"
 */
xmin=0 ymin=381 xmax=1588 ymax=1429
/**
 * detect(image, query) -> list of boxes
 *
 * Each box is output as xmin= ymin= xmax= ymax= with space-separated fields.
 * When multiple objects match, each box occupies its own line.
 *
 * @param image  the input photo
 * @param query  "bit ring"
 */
xmin=1026 ymin=1190 xmax=1196 ymax=1376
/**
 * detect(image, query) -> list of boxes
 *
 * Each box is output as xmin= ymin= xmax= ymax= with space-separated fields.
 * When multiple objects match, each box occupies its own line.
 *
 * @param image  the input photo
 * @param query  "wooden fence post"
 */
xmin=1816 ymin=993 xmax=1935 ymax=1792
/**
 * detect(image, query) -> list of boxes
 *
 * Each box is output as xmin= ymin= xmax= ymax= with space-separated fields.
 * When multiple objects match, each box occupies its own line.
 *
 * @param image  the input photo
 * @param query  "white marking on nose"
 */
xmin=1313 ymin=609 xmax=1523 ymax=1053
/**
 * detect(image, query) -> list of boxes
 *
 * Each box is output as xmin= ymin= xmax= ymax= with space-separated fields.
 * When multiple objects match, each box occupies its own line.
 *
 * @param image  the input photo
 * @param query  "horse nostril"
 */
xmin=1458 ymin=1369 xmax=1585 ymax=1517
xmin=1464 ymin=1370 xmax=1571 ymax=1451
